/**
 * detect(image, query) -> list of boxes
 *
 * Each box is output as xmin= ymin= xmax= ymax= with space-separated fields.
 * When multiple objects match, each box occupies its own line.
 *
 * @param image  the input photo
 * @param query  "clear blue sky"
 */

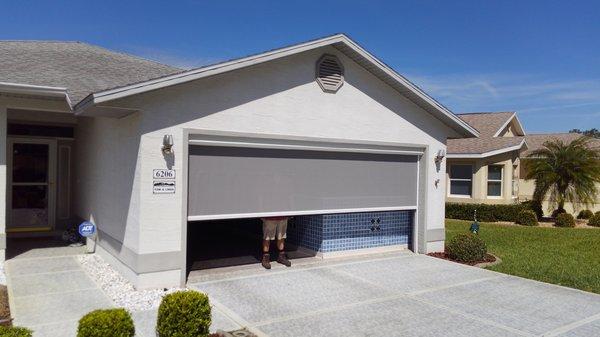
xmin=2 ymin=1 xmax=599 ymax=132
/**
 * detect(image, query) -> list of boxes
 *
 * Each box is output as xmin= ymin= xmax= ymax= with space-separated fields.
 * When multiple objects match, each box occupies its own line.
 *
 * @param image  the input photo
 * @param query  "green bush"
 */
xmin=555 ymin=213 xmax=576 ymax=228
xmin=77 ymin=308 xmax=134 ymax=337
xmin=521 ymin=200 xmax=544 ymax=219
xmin=551 ymin=208 xmax=567 ymax=218
xmin=0 ymin=326 xmax=32 ymax=337
xmin=577 ymin=210 xmax=594 ymax=219
xmin=157 ymin=290 xmax=211 ymax=337
xmin=588 ymin=213 xmax=600 ymax=227
xmin=445 ymin=202 xmax=529 ymax=222
xmin=516 ymin=210 xmax=538 ymax=226
xmin=445 ymin=233 xmax=487 ymax=263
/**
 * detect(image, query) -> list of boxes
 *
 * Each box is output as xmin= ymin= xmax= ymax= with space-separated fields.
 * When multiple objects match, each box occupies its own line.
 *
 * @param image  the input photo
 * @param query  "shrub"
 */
xmin=0 ymin=326 xmax=33 ymax=337
xmin=77 ymin=308 xmax=134 ymax=337
xmin=521 ymin=200 xmax=544 ymax=219
xmin=588 ymin=213 xmax=600 ymax=227
xmin=577 ymin=210 xmax=594 ymax=219
xmin=445 ymin=234 xmax=487 ymax=263
xmin=551 ymin=208 xmax=567 ymax=218
xmin=445 ymin=202 xmax=529 ymax=223
xmin=516 ymin=210 xmax=538 ymax=226
xmin=157 ymin=290 xmax=211 ymax=337
xmin=555 ymin=213 xmax=576 ymax=228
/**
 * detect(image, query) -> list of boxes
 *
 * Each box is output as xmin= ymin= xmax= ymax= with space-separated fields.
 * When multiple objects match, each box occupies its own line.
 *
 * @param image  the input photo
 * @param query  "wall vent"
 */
xmin=316 ymin=54 xmax=344 ymax=93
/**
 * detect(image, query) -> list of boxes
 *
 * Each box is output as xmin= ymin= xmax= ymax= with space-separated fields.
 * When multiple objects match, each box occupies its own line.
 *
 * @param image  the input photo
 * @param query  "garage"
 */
xmin=185 ymin=133 xmax=421 ymax=271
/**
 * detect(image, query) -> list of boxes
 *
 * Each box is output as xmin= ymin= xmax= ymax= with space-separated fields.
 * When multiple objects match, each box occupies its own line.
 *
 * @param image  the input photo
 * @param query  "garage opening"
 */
xmin=186 ymin=135 xmax=420 ymax=274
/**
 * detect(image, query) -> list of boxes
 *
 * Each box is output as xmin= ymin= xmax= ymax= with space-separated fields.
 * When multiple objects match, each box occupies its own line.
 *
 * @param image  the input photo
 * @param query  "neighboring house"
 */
xmin=520 ymin=133 xmax=600 ymax=215
xmin=446 ymin=112 xmax=527 ymax=204
xmin=0 ymin=34 xmax=478 ymax=289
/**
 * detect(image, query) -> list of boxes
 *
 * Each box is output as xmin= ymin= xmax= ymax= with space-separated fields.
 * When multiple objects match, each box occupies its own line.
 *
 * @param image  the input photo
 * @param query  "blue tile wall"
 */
xmin=287 ymin=210 xmax=412 ymax=253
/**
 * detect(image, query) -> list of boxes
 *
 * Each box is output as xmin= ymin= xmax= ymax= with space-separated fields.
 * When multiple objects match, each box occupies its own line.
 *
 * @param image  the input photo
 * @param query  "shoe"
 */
xmin=261 ymin=253 xmax=271 ymax=269
xmin=277 ymin=251 xmax=292 ymax=267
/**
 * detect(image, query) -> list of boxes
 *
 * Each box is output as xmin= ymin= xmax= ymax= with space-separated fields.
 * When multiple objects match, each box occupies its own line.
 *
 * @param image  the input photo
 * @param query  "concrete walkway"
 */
xmin=189 ymin=251 xmax=600 ymax=337
xmin=4 ymin=251 xmax=242 ymax=337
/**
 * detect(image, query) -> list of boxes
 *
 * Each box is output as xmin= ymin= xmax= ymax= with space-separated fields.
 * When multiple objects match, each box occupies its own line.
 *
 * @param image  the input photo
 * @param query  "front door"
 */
xmin=7 ymin=138 xmax=57 ymax=232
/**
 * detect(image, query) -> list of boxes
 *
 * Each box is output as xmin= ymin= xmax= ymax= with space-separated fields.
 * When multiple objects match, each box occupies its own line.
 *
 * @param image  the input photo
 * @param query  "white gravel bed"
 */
xmin=0 ymin=264 xmax=5 ymax=286
xmin=77 ymin=254 xmax=184 ymax=311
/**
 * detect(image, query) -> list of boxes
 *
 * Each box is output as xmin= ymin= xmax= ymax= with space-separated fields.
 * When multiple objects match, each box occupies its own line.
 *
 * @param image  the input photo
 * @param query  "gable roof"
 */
xmin=74 ymin=34 xmax=479 ymax=137
xmin=522 ymin=133 xmax=600 ymax=157
xmin=0 ymin=40 xmax=182 ymax=106
xmin=447 ymin=111 xmax=527 ymax=157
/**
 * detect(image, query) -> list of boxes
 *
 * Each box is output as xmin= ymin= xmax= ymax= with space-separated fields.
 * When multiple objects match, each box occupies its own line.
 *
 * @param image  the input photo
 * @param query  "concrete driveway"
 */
xmin=189 ymin=251 xmax=600 ymax=337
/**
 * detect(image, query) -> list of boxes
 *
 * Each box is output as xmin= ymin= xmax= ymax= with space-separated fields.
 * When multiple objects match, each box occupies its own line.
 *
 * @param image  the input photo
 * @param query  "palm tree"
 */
xmin=525 ymin=136 xmax=600 ymax=214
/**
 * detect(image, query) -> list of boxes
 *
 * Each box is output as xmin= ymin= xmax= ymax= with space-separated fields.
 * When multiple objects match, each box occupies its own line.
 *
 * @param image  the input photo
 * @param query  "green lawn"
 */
xmin=445 ymin=219 xmax=600 ymax=294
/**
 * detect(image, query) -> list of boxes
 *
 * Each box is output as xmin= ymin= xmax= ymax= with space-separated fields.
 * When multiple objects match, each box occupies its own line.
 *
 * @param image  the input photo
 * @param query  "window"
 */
xmin=487 ymin=165 xmax=503 ymax=197
xmin=449 ymin=165 xmax=472 ymax=196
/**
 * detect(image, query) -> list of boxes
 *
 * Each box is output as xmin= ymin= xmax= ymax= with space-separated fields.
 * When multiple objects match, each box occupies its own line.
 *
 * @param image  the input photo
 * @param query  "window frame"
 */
xmin=487 ymin=165 xmax=504 ymax=198
xmin=448 ymin=164 xmax=473 ymax=198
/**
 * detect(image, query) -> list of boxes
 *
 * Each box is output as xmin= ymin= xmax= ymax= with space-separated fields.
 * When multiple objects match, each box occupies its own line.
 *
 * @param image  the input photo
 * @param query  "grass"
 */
xmin=446 ymin=219 xmax=600 ymax=294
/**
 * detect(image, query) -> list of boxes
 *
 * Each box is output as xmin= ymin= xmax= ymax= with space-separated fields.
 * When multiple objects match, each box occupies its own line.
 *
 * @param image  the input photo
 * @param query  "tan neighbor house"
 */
xmin=446 ymin=112 xmax=527 ymax=205
xmin=447 ymin=111 xmax=600 ymax=215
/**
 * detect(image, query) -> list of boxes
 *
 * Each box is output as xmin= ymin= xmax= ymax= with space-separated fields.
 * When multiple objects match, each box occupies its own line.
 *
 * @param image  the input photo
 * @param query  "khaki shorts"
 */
xmin=262 ymin=219 xmax=288 ymax=240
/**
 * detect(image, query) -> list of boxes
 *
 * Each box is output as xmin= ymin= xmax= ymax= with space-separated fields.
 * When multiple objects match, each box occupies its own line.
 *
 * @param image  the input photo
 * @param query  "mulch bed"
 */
xmin=0 ymin=285 xmax=11 ymax=326
xmin=427 ymin=252 xmax=496 ymax=266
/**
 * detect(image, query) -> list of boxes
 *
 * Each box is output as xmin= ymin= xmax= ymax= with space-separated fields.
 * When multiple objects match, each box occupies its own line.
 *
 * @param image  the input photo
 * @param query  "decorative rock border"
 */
xmin=474 ymin=254 xmax=502 ymax=268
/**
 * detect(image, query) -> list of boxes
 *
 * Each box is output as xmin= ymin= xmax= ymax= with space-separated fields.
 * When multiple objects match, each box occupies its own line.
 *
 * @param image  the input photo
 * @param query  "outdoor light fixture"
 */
xmin=162 ymin=134 xmax=174 ymax=154
xmin=434 ymin=149 xmax=446 ymax=164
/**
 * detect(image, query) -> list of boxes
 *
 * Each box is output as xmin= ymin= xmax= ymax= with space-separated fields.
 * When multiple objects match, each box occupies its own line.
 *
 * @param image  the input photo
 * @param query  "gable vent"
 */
xmin=316 ymin=54 xmax=344 ymax=93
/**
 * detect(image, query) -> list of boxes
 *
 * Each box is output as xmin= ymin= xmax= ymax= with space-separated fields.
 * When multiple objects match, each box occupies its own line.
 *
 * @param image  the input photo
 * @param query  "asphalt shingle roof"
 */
xmin=522 ymin=133 xmax=600 ymax=156
xmin=447 ymin=112 xmax=522 ymax=155
xmin=0 ymin=41 xmax=182 ymax=105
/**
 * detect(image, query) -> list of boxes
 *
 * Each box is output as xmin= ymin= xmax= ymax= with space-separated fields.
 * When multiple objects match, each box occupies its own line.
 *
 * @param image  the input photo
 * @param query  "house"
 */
xmin=0 ymin=34 xmax=478 ymax=289
xmin=520 ymin=133 xmax=600 ymax=214
xmin=446 ymin=111 xmax=600 ymax=215
xmin=446 ymin=112 xmax=527 ymax=204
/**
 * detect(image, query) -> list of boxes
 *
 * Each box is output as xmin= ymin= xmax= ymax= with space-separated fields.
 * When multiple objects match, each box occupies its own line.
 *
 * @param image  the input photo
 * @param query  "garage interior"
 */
xmin=185 ymin=136 xmax=421 ymax=276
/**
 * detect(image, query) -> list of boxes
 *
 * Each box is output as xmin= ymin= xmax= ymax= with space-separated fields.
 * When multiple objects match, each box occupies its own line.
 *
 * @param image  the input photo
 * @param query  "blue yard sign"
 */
xmin=79 ymin=221 xmax=96 ymax=237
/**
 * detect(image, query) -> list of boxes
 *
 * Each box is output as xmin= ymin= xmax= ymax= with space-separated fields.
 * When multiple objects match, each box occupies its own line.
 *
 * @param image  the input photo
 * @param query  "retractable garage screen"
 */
xmin=188 ymin=145 xmax=419 ymax=220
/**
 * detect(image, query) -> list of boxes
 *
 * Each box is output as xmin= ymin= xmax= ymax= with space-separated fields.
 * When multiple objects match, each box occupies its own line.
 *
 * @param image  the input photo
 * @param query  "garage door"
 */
xmin=188 ymin=145 xmax=419 ymax=220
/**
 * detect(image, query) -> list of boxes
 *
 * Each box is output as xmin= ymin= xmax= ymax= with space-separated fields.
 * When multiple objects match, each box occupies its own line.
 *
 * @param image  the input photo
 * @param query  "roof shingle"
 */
xmin=447 ymin=112 xmax=522 ymax=155
xmin=0 ymin=41 xmax=182 ymax=105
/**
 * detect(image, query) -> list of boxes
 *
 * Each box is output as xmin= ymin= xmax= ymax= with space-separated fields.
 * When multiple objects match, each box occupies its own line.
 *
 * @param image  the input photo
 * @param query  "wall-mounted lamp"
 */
xmin=434 ymin=149 xmax=446 ymax=164
xmin=162 ymin=134 xmax=174 ymax=154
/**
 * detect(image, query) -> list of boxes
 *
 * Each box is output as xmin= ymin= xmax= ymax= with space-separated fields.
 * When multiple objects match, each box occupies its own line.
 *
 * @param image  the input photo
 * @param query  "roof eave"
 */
xmin=74 ymin=34 xmax=479 ymax=137
xmin=447 ymin=139 xmax=528 ymax=159
xmin=0 ymin=81 xmax=72 ymax=109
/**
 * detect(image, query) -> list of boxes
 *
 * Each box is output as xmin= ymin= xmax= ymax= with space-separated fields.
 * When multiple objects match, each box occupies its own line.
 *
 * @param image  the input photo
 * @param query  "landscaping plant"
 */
xmin=588 ymin=213 xmax=600 ymax=227
xmin=555 ymin=213 xmax=576 ymax=228
xmin=156 ymin=290 xmax=211 ymax=337
xmin=445 ymin=233 xmax=487 ymax=263
xmin=525 ymin=136 xmax=600 ymax=215
xmin=577 ymin=210 xmax=594 ymax=219
xmin=0 ymin=326 xmax=33 ymax=337
xmin=516 ymin=210 xmax=538 ymax=226
xmin=445 ymin=202 xmax=529 ymax=222
xmin=77 ymin=308 xmax=135 ymax=337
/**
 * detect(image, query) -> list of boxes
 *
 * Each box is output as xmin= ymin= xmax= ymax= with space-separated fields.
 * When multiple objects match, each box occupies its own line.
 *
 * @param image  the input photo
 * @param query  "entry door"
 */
xmin=7 ymin=138 xmax=57 ymax=232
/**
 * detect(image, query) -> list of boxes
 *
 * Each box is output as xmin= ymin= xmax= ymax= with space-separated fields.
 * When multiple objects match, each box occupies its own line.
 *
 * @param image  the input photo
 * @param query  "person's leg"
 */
xmin=261 ymin=220 xmax=276 ymax=269
xmin=276 ymin=219 xmax=291 ymax=267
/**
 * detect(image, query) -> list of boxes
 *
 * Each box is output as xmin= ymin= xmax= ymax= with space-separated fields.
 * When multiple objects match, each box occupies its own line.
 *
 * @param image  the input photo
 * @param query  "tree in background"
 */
xmin=525 ymin=136 xmax=600 ymax=213
xmin=570 ymin=128 xmax=600 ymax=139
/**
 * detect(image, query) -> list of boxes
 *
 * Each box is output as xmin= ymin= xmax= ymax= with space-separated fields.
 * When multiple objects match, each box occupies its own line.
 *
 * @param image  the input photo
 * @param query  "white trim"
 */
xmin=187 ymin=206 xmax=418 ymax=222
xmin=446 ymin=139 xmax=527 ymax=159
xmin=0 ymin=82 xmax=72 ymax=108
xmin=74 ymin=34 xmax=478 ymax=138
xmin=492 ymin=112 xmax=526 ymax=137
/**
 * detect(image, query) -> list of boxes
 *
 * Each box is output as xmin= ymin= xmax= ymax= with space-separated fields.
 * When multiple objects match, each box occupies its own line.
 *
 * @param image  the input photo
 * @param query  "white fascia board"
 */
xmin=492 ymin=112 xmax=526 ymax=137
xmin=0 ymin=82 xmax=72 ymax=108
xmin=74 ymin=34 xmax=479 ymax=138
xmin=446 ymin=139 xmax=527 ymax=159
